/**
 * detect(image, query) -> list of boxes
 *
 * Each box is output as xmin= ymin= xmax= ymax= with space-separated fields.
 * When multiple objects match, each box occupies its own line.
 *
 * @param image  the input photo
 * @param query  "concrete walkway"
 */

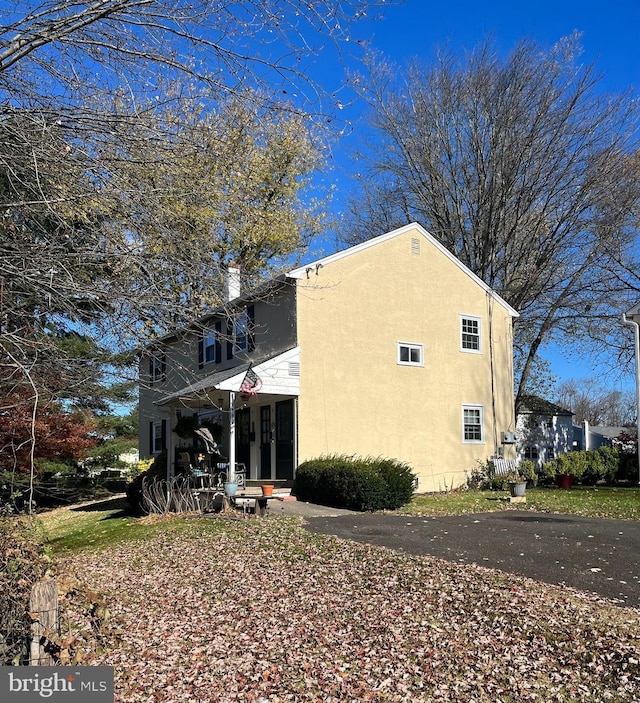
xmin=299 ymin=510 xmax=640 ymax=608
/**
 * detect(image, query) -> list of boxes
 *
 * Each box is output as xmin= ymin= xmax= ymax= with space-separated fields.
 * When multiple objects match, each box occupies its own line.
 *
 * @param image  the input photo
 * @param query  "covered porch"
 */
xmin=158 ymin=347 xmax=300 ymax=486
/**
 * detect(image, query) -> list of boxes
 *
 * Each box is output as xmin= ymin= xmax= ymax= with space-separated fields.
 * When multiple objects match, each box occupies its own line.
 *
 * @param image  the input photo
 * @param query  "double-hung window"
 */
xmin=233 ymin=311 xmax=250 ymax=354
xmin=204 ymin=327 xmax=217 ymax=363
xmin=462 ymin=405 xmax=484 ymax=443
xmin=151 ymin=420 xmax=165 ymax=454
xmin=460 ymin=316 xmax=481 ymax=352
xmin=397 ymin=342 xmax=423 ymax=366
xmin=149 ymin=353 xmax=166 ymax=385
xmin=200 ymin=321 xmax=222 ymax=367
xmin=229 ymin=305 xmax=255 ymax=357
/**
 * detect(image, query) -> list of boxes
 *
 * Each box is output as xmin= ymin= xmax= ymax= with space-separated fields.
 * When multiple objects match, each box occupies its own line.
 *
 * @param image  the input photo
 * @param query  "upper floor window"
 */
xmin=398 ymin=342 xmax=423 ymax=366
xmin=524 ymin=446 xmax=539 ymax=460
xmin=228 ymin=305 xmax=255 ymax=358
xmin=461 ymin=315 xmax=481 ymax=353
xmin=204 ymin=323 xmax=221 ymax=363
xmin=199 ymin=321 xmax=221 ymax=368
xmin=149 ymin=353 xmax=166 ymax=385
xmin=462 ymin=405 xmax=484 ymax=443
xmin=233 ymin=310 xmax=250 ymax=354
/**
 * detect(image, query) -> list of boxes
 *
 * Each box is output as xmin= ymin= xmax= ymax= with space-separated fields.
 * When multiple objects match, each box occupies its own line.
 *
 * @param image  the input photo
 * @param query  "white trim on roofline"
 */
xmin=288 ymin=222 xmax=519 ymax=318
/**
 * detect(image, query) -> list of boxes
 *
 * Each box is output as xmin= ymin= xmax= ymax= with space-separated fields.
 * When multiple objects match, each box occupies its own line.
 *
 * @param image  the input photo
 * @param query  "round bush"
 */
xmin=294 ymin=454 xmax=415 ymax=511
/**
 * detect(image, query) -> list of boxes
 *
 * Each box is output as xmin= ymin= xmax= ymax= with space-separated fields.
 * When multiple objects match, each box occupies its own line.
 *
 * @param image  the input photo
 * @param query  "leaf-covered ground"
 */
xmin=61 ymin=516 xmax=640 ymax=702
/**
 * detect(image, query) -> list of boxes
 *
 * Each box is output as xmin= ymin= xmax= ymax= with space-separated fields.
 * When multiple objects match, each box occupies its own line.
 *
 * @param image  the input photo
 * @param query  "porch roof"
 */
xmin=158 ymin=346 xmax=300 ymax=406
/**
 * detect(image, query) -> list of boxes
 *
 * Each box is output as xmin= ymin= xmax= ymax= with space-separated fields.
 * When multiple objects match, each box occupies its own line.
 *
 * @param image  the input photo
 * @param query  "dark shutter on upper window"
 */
xmin=161 ymin=419 xmax=167 ymax=450
xmin=198 ymin=336 xmax=204 ymax=369
xmin=226 ymin=318 xmax=233 ymax=359
xmin=247 ymin=305 xmax=255 ymax=352
xmin=215 ymin=321 xmax=222 ymax=363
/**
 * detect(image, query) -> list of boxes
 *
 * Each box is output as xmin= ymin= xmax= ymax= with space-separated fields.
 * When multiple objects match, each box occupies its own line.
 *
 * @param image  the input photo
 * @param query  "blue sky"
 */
xmin=305 ymin=0 xmax=640 ymax=391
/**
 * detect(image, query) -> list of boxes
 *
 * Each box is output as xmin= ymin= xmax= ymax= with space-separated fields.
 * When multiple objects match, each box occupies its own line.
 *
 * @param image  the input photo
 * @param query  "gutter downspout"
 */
xmin=622 ymin=313 xmax=640 ymax=485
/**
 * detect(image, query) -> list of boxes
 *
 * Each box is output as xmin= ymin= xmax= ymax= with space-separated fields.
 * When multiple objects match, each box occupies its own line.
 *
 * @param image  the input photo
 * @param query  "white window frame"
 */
xmin=233 ymin=311 xmax=250 ymax=354
xmin=460 ymin=315 xmax=482 ymax=353
xmin=204 ymin=327 xmax=217 ymax=364
xmin=524 ymin=446 xmax=539 ymax=460
xmin=397 ymin=342 xmax=423 ymax=367
xmin=151 ymin=357 xmax=163 ymax=383
xmin=462 ymin=405 xmax=484 ymax=443
xmin=151 ymin=421 xmax=164 ymax=454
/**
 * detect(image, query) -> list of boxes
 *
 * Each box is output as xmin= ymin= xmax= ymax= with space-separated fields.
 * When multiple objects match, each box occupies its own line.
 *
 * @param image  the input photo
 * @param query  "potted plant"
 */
xmin=541 ymin=453 xmax=584 ymax=489
xmin=518 ymin=459 xmax=537 ymax=487
xmin=506 ymin=469 xmax=527 ymax=497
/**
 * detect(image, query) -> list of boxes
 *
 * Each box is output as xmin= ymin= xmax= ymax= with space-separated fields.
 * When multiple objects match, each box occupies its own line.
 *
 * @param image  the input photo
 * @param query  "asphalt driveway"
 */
xmin=303 ymin=510 xmax=640 ymax=608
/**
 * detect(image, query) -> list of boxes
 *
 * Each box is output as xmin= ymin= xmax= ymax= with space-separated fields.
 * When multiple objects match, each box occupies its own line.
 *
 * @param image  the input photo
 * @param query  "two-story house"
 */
xmin=139 ymin=222 xmax=519 ymax=493
xmin=515 ymin=395 xmax=575 ymax=465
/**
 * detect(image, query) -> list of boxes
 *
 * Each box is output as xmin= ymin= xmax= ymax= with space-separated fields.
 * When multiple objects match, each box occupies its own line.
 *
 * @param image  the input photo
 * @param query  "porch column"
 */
xmin=228 ymin=391 xmax=236 ymax=482
xmin=166 ymin=409 xmax=175 ymax=480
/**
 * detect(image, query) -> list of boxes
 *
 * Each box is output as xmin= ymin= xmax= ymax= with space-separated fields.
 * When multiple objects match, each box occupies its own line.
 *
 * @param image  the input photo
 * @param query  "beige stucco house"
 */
xmin=139 ymin=222 xmax=519 ymax=493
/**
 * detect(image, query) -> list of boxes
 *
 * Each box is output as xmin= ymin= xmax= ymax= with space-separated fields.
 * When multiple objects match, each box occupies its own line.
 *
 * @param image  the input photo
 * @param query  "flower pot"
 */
xmin=261 ymin=484 xmax=274 ymax=497
xmin=509 ymin=481 xmax=527 ymax=498
xmin=555 ymin=473 xmax=573 ymax=489
xmin=224 ymin=482 xmax=238 ymax=497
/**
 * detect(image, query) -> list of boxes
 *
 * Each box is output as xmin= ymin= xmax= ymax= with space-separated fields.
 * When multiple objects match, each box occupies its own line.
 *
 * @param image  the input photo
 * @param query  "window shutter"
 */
xmin=161 ymin=419 xmax=167 ymax=450
xmin=226 ymin=318 xmax=233 ymax=359
xmin=198 ymin=337 xmax=204 ymax=369
xmin=247 ymin=305 xmax=256 ymax=351
xmin=215 ymin=321 xmax=222 ymax=363
xmin=149 ymin=421 xmax=154 ymax=454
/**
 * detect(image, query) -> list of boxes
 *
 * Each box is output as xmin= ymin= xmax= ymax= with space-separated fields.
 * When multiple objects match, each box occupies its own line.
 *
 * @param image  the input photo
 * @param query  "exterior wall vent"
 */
xmin=411 ymin=237 xmax=420 ymax=255
xmin=288 ymin=361 xmax=300 ymax=377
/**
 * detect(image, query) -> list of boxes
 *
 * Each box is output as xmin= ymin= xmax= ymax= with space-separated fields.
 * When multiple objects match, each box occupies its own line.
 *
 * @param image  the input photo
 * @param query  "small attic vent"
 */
xmin=411 ymin=237 xmax=420 ymax=255
xmin=288 ymin=362 xmax=300 ymax=377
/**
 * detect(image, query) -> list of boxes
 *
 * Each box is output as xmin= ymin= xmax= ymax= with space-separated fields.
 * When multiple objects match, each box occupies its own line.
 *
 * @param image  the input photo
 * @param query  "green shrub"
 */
xmin=581 ymin=450 xmax=605 ymax=486
xmin=519 ymin=460 xmax=537 ymax=484
xmin=375 ymin=457 xmax=416 ymax=509
xmin=597 ymin=446 xmax=623 ymax=484
xmin=542 ymin=448 xmax=624 ymax=486
xmin=541 ymin=451 xmax=587 ymax=483
xmin=294 ymin=454 xmax=416 ymax=511
xmin=466 ymin=460 xmax=494 ymax=489
xmin=580 ymin=447 xmax=620 ymax=485
xmin=618 ymin=451 xmax=639 ymax=482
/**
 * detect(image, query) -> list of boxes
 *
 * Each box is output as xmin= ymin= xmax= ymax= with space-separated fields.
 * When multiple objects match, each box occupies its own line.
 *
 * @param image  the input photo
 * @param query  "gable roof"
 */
xmin=288 ymin=222 xmax=519 ymax=318
xmin=518 ymin=395 xmax=573 ymax=417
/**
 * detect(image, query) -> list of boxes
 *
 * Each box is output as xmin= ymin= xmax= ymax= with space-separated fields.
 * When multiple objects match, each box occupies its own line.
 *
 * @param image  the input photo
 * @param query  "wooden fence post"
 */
xmin=29 ymin=578 xmax=58 ymax=665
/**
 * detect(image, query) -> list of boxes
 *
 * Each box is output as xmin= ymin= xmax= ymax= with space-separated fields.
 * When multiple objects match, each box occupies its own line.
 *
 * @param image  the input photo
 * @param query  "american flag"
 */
xmin=240 ymin=366 xmax=262 ymax=394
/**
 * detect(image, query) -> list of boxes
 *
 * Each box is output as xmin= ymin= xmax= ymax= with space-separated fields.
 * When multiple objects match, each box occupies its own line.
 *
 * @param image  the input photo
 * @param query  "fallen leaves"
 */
xmin=59 ymin=518 xmax=640 ymax=702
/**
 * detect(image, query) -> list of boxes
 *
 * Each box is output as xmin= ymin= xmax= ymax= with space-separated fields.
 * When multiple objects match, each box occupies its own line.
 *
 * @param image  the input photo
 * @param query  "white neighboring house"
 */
xmin=577 ymin=422 xmax=636 ymax=451
xmin=516 ymin=395 xmax=574 ymax=465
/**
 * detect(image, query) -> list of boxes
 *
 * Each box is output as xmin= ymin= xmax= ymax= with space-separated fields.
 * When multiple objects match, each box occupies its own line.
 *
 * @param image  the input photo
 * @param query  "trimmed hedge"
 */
xmin=294 ymin=454 xmax=416 ymax=511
